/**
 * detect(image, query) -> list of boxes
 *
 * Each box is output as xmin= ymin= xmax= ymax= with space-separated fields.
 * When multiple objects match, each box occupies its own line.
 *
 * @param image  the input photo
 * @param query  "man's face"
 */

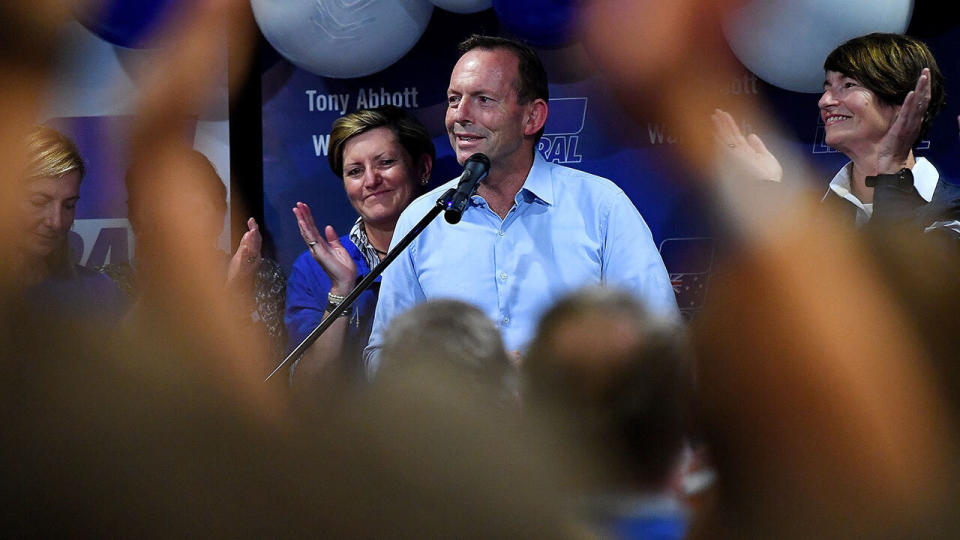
xmin=445 ymin=48 xmax=530 ymax=167
xmin=18 ymin=171 xmax=81 ymax=259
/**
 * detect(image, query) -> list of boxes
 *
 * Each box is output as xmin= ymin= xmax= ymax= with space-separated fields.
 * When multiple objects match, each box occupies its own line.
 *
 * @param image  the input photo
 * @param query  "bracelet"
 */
xmin=327 ymin=291 xmax=348 ymax=319
xmin=325 ymin=301 xmax=351 ymax=318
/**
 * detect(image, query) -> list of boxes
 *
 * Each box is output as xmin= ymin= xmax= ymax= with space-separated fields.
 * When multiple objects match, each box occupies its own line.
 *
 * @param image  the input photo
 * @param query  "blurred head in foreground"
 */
xmin=16 ymin=125 xmax=85 ymax=279
xmin=126 ymin=149 xmax=226 ymax=251
xmin=4 ymin=314 xmax=587 ymax=538
xmin=378 ymin=299 xmax=515 ymax=401
xmin=690 ymin=224 xmax=960 ymax=540
xmin=525 ymin=286 xmax=694 ymax=491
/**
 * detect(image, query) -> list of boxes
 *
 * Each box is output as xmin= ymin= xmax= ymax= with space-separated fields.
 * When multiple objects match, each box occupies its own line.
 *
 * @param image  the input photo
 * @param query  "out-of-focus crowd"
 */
xmin=3 ymin=2 xmax=960 ymax=539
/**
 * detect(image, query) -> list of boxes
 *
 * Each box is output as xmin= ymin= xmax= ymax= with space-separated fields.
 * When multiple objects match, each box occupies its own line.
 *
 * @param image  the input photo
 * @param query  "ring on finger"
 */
xmin=307 ymin=241 xmax=318 ymax=247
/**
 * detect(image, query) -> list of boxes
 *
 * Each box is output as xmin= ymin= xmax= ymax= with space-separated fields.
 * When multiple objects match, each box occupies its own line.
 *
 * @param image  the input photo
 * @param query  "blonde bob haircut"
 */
xmin=327 ymin=105 xmax=435 ymax=179
xmin=25 ymin=125 xmax=85 ymax=181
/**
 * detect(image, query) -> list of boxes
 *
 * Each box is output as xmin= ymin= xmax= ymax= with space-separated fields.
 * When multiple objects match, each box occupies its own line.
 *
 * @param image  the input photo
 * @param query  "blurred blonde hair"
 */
xmin=25 ymin=125 xmax=85 ymax=181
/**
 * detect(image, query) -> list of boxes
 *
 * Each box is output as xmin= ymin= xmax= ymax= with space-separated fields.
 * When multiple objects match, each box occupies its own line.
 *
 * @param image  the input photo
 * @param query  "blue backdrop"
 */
xmin=260 ymin=7 xmax=960 ymax=319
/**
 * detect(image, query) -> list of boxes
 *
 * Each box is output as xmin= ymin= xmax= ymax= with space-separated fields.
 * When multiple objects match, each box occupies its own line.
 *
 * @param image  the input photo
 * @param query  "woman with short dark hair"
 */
xmin=714 ymin=33 xmax=957 ymax=234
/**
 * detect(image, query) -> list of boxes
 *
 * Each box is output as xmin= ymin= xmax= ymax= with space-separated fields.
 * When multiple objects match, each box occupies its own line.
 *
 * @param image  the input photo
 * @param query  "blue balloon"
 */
xmin=492 ymin=0 xmax=577 ymax=48
xmin=76 ymin=0 xmax=182 ymax=48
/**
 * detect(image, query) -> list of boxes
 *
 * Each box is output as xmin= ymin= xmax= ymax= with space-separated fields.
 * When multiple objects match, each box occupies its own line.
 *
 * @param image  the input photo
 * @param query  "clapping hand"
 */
xmin=711 ymin=108 xmax=783 ymax=183
xmin=226 ymin=217 xmax=262 ymax=292
xmin=293 ymin=202 xmax=356 ymax=296
xmin=876 ymin=68 xmax=931 ymax=174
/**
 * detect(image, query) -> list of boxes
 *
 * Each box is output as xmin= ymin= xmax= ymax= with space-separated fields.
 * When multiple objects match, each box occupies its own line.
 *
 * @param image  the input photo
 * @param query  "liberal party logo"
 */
xmin=537 ymin=97 xmax=587 ymax=164
xmin=812 ymin=115 xmax=930 ymax=154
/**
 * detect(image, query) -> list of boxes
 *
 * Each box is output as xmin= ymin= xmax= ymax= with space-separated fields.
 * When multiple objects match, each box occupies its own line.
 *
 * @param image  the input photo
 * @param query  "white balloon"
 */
xmin=429 ymin=0 xmax=491 ymax=14
xmin=723 ymin=0 xmax=913 ymax=93
xmin=251 ymin=0 xmax=434 ymax=79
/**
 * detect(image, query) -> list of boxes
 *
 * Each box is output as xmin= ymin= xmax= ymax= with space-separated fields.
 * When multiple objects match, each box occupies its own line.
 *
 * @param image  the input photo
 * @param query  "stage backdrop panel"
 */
xmin=260 ymin=7 xmax=960 ymax=320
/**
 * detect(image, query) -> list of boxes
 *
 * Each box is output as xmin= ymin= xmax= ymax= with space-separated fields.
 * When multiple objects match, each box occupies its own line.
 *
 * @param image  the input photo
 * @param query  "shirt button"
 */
xmin=499 ymin=272 xmax=508 ymax=280
xmin=498 ymin=230 xmax=504 ymax=237
xmin=502 ymin=317 xmax=510 ymax=324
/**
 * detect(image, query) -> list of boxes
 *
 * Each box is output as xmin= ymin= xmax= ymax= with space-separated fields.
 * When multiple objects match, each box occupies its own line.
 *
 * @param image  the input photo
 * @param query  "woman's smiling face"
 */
xmin=340 ymin=126 xmax=420 ymax=228
xmin=819 ymin=70 xmax=899 ymax=155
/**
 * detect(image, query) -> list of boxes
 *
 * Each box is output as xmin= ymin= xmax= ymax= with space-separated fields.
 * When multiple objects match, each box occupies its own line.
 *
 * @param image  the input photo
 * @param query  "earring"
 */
xmin=420 ymin=176 xmax=428 ymax=185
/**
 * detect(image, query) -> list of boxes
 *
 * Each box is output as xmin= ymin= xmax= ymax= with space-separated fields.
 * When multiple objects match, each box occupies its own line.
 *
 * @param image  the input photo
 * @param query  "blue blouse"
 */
xmin=284 ymin=235 xmax=380 ymax=374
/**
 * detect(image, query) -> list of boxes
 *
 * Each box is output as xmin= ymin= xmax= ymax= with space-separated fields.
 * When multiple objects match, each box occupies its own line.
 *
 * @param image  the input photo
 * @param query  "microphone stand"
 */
xmin=265 ymin=188 xmax=456 ymax=382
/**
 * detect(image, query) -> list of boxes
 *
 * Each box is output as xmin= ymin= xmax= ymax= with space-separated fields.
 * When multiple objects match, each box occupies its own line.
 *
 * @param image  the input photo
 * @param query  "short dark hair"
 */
xmin=458 ymin=34 xmax=549 ymax=142
xmin=824 ymin=33 xmax=946 ymax=147
xmin=327 ymin=105 xmax=435 ymax=182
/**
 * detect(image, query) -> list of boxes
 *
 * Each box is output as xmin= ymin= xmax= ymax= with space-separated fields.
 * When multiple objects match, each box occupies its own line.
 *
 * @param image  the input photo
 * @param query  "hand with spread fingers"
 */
xmin=877 ymin=68 xmax=931 ymax=175
xmin=226 ymin=217 xmax=262 ymax=291
xmin=711 ymin=108 xmax=783 ymax=183
xmin=293 ymin=201 xmax=356 ymax=296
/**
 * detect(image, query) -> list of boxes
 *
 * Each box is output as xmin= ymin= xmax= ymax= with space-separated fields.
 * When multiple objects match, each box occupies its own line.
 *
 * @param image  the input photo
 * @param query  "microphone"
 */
xmin=444 ymin=153 xmax=490 ymax=224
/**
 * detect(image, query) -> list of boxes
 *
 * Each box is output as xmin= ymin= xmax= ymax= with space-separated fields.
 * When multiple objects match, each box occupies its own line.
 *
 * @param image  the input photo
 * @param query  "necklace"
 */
xmin=374 ymin=247 xmax=388 ymax=258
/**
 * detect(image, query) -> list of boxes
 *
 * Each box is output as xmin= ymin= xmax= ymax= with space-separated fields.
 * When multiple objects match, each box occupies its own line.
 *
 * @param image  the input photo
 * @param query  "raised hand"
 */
xmin=712 ymin=108 xmax=783 ymax=183
xmin=877 ymin=68 xmax=931 ymax=174
xmin=293 ymin=202 xmax=356 ymax=295
xmin=226 ymin=217 xmax=262 ymax=291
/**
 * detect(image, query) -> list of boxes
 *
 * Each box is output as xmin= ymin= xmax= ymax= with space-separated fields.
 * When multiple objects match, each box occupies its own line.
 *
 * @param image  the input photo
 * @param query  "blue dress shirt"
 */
xmin=364 ymin=154 xmax=678 ymax=375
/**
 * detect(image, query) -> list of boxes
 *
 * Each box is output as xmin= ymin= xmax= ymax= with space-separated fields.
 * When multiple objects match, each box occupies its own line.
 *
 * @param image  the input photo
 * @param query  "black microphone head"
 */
xmin=466 ymin=153 xmax=490 ymax=168
xmin=460 ymin=153 xmax=490 ymax=186
xmin=445 ymin=153 xmax=489 ymax=225
xmin=444 ymin=210 xmax=463 ymax=225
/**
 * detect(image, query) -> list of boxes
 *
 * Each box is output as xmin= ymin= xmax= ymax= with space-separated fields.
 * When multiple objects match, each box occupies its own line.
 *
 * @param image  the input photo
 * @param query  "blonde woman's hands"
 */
xmin=293 ymin=202 xmax=356 ymax=296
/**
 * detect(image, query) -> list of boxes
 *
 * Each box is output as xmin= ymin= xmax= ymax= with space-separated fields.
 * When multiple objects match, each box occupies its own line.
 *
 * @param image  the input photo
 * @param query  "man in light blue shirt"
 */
xmin=364 ymin=35 xmax=677 ymax=374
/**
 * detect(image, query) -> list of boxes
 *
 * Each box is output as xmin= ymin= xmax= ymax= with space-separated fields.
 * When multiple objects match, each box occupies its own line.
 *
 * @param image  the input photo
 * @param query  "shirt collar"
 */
xmin=912 ymin=157 xmax=938 ymax=202
xmin=824 ymin=157 xmax=939 ymax=205
xmin=517 ymin=153 xmax=554 ymax=206
xmin=824 ymin=161 xmax=865 ymax=210
xmin=348 ymin=217 xmax=379 ymax=271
